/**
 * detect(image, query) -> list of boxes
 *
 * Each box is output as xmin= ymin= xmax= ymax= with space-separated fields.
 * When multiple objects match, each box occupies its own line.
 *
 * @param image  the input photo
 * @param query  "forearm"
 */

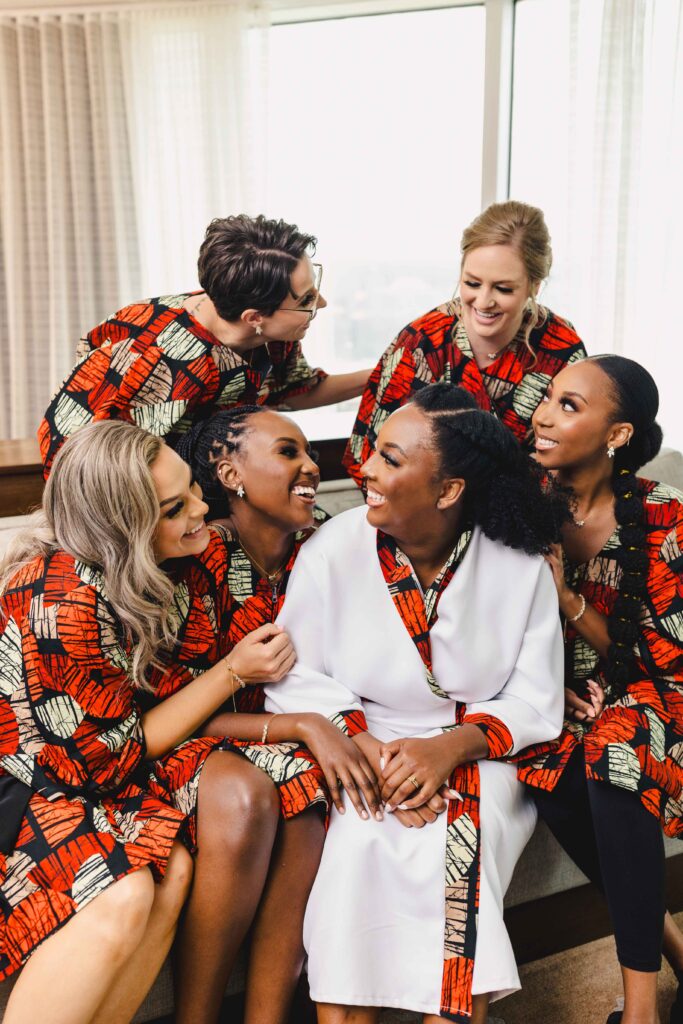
xmin=286 ymin=369 xmax=371 ymax=409
xmin=199 ymin=709 xmax=346 ymax=746
xmin=142 ymin=660 xmax=237 ymax=759
xmin=442 ymin=724 xmax=490 ymax=765
xmin=560 ymin=589 xmax=611 ymax=660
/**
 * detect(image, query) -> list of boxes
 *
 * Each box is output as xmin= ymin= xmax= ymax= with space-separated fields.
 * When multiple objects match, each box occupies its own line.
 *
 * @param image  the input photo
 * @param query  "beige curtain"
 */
xmin=0 ymin=4 xmax=268 ymax=439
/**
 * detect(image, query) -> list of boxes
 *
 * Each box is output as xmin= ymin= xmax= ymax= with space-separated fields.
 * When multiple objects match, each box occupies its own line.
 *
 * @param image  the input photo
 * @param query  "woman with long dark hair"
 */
xmin=520 ymin=355 xmax=683 ymax=1024
xmin=263 ymin=383 xmax=568 ymax=1023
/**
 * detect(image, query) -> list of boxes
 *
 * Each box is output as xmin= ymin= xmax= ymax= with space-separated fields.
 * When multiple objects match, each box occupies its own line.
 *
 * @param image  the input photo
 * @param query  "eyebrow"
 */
xmin=159 ymin=467 xmax=193 ymax=507
xmin=563 ymin=390 xmax=588 ymax=404
xmin=272 ymin=435 xmax=301 ymax=445
xmin=383 ymin=441 xmax=407 ymax=457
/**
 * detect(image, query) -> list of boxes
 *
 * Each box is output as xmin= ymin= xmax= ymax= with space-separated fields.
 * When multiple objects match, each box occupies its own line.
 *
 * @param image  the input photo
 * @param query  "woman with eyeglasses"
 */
xmin=344 ymin=200 xmax=587 ymax=484
xmin=40 ymin=213 xmax=371 ymax=475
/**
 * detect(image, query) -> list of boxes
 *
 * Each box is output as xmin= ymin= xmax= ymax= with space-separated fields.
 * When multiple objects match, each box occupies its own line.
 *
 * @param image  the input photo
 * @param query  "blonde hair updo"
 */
xmin=460 ymin=200 xmax=552 ymax=356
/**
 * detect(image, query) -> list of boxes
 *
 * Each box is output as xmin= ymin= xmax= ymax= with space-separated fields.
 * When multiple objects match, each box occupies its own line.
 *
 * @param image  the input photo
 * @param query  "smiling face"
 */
xmin=258 ymin=257 xmax=327 ymax=344
xmin=360 ymin=404 xmax=460 ymax=543
xmin=152 ymin=444 xmax=211 ymax=562
xmin=459 ymin=244 xmax=533 ymax=350
xmin=216 ymin=410 xmax=320 ymax=533
xmin=531 ymin=361 xmax=633 ymax=472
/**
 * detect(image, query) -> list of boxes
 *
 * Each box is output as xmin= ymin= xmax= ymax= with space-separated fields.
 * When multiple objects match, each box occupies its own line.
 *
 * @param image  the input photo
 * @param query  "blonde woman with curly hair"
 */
xmin=0 ymin=420 xmax=375 ymax=1024
xmin=344 ymin=200 xmax=587 ymax=484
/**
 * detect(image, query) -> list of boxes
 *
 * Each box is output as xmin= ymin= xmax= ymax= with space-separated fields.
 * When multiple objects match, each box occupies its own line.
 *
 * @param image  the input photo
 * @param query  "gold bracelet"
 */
xmin=568 ymin=593 xmax=587 ymax=623
xmin=226 ymin=661 xmax=246 ymax=713
xmin=261 ymin=715 xmax=275 ymax=744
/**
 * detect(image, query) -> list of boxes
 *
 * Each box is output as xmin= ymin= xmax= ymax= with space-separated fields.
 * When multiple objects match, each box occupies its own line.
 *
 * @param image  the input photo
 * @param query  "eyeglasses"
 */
xmin=279 ymin=263 xmax=323 ymax=320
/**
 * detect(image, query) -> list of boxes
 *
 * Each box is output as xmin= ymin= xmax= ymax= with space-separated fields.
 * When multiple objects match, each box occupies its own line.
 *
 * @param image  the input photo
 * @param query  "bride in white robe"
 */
xmin=265 ymin=385 xmax=566 ymax=1024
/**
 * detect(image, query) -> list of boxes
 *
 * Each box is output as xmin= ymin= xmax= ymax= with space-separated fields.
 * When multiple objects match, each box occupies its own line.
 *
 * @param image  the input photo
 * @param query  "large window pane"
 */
xmin=261 ymin=6 xmax=486 ymax=439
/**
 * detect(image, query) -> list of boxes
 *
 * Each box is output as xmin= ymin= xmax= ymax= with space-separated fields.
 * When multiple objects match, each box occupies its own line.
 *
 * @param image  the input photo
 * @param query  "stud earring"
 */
xmin=236 ymin=484 xmax=245 ymax=498
xmin=255 ymin=325 xmax=262 ymax=336
xmin=607 ymin=445 xmax=615 ymax=459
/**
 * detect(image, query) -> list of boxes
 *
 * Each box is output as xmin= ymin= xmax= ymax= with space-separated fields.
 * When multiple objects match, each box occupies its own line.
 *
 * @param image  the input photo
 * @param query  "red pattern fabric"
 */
xmin=344 ymin=304 xmax=586 ymax=484
xmin=519 ymin=480 xmax=683 ymax=838
xmin=38 ymin=293 xmax=327 ymax=475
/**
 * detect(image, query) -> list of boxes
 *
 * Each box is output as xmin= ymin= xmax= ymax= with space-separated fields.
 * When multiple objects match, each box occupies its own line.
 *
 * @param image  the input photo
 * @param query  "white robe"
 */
xmin=265 ymin=506 xmax=564 ymax=1014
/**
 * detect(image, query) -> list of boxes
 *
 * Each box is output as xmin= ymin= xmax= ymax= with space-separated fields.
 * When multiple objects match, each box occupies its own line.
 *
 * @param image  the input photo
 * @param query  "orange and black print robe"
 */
xmin=39 ymin=293 xmax=327 ymax=475
xmin=344 ymin=303 xmax=585 ymax=484
xmin=519 ymin=479 xmax=683 ymax=837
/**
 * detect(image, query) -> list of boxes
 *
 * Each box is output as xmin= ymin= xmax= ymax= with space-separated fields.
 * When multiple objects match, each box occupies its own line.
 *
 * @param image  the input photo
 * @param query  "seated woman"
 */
xmin=264 ymin=383 xmax=568 ymax=1024
xmin=344 ymin=200 xmax=587 ymax=483
xmin=39 ymin=213 xmax=371 ymax=474
xmin=0 ymin=420 xmax=375 ymax=1024
xmin=164 ymin=405 xmax=379 ymax=1024
xmin=519 ymin=355 xmax=683 ymax=1024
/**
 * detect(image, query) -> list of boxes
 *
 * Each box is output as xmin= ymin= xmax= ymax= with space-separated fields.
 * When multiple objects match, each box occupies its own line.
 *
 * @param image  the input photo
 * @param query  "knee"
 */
xmin=88 ymin=868 xmax=155 ymax=962
xmin=158 ymin=843 xmax=193 ymax=918
xmin=199 ymin=758 xmax=279 ymax=851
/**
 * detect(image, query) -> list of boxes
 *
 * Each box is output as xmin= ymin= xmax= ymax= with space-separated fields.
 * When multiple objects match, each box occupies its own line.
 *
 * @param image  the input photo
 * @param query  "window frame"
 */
xmin=268 ymin=0 xmax=516 ymax=463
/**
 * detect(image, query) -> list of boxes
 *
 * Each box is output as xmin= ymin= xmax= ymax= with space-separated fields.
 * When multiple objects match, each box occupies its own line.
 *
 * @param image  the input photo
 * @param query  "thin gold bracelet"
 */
xmin=226 ymin=662 xmax=246 ymax=713
xmin=568 ymin=593 xmax=587 ymax=623
xmin=261 ymin=715 xmax=275 ymax=744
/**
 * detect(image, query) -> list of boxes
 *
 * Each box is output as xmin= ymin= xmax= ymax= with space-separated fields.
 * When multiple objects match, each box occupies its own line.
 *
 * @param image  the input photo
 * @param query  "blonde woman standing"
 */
xmin=344 ymin=200 xmax=587 ymax=483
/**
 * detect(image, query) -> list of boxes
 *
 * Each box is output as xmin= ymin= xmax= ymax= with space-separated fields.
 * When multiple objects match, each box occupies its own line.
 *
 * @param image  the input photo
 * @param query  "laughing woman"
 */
xmin=344 ymin=200 xmax=586 ymax=484
xmin=519 ymin=356 xmax=683 ymax=1024
xmin=164 ymin=405 xmax=380 ymax=1024
xmin=264 ymin=384 xmax=567 ymax=1023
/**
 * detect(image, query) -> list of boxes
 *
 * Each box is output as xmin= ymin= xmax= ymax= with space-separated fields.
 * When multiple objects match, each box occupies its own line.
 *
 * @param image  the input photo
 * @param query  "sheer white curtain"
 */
xmin=0 ymin=3 xmax=268 ymax=439
xmin=565 ymin=0 xmax=683 ymax=448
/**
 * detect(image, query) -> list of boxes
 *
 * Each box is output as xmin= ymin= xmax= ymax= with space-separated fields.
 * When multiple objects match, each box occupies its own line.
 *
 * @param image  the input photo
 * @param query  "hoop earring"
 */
xmin=236 ymin=484 xmax=245 ymax=498
xmin=607 ymin=445 xmax=616 ymax=459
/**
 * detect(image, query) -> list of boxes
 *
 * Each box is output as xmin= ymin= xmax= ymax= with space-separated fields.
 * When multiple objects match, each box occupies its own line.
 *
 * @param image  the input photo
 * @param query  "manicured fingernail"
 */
xmin=361 ymin=810 xmax=369 ymax=820
xmin=386 ymin=804 xmax=394 ymax=813
xmin=398 ymin=803 xmax=408 ymax=811
xmin=337 ymin=805 xmax=345 ymax=814
xmin=379 ymin=757 xmax=385 ymax=771
xmin=375 ymin=810 xmax=384 ymax=821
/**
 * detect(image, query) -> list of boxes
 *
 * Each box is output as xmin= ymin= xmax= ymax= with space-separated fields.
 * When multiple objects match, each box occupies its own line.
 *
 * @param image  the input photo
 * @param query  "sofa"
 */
xmin=1 ymin=449 xmax=682 ymax=1022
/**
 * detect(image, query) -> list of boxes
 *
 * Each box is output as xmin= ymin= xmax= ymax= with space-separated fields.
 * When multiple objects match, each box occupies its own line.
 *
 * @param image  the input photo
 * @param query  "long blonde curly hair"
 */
xmin=0 ymin=421 xmax=178 ymax=689
xmin=457 ymin=200 xmax=553 ymax=359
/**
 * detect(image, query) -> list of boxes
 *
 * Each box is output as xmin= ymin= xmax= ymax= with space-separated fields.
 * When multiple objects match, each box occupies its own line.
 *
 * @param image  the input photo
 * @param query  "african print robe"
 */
xmin=265 ymin=506 xmax=564 ymax=1021
xmin=39 ymin=293 xmax=327 ymax=475
xmin=519 ymin=480 xmax=683 ymax=838
xmin=344 ymin=303 xmax=585 ymax=484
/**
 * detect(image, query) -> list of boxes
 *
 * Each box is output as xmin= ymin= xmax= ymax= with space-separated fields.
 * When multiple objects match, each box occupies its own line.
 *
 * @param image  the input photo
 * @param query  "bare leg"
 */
xmin=173 ymin=750 xmax=281 ymax=1024
xmin=621 ymin=966 xmax=661 ymax=1024
xmin=4 ymin=867 xmax=155 ymax=1024
xmin=424 ymin=993 xmax=489 ymax=1024
xmin=316 ymin=1006 xmax=379 ymax=1023
xmin=244 ymin=808 xmax=325 ymax=1024
xmin=664 ymin=911 xmax=683 ymax=972
xmin=90 ymin=842 xmax=193 ymax=1024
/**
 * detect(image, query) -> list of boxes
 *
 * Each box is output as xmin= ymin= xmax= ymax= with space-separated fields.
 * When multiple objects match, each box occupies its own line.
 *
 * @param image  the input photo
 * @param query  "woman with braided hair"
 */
xmin=519 ymin=355 xmax=683 ymax=1024
xmin=144 ymin=405 xmax=383 ymax=1024
xmin=263 ymin=383 xmax=567 ymax=1023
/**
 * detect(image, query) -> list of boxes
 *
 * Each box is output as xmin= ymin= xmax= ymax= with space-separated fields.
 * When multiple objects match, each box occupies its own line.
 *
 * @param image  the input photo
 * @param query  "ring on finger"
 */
xmin=407 ymin=774 xmax=420 ymax=791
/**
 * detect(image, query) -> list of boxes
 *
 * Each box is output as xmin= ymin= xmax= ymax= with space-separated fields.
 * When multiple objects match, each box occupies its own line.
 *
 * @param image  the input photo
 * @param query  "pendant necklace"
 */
xmin=236 ymin=536 xmax=291 ymax=584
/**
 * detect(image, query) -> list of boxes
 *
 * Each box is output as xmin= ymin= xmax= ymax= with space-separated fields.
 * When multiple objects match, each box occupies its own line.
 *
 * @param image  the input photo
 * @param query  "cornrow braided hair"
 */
xmin=411 ymin=384 xmax=571 ymax=555
xmin=174 ymin=406 xmax=267 ymax=521
xmin=590 ymin=355 xmax=663 ymax=699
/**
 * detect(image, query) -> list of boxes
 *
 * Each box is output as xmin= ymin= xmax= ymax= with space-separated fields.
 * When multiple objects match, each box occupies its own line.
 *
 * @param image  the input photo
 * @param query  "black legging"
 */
xmin=527 ymin=746 xmax=665 ymax=972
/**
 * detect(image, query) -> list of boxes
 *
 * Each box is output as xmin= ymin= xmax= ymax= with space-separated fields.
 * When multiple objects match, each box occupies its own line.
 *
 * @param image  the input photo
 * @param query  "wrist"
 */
xmin=562 ymin=590 xmax=586 ymax=621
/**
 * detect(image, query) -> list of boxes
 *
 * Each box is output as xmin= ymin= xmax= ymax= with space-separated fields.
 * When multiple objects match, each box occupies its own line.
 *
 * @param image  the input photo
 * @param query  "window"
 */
xmin=261 ymin=4 xmax=486 ymax=439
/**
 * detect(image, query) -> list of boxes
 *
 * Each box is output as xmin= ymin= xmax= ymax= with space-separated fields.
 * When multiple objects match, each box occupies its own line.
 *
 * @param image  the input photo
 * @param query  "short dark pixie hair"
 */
xmin=197 ymin=214 xmax=317 ymax=322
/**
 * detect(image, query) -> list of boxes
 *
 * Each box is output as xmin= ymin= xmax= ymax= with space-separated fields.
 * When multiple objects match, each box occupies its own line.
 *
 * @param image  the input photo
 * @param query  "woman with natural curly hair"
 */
xmin=519 ymin=355 xmax=683 ymax=1024
xmin=264 ymin=383 xmax=568 ymax=1023
xmin=0 ymin=420 xmax=377 ymax=1024
xmin=344 ymin=200 xmax=587 ymax=484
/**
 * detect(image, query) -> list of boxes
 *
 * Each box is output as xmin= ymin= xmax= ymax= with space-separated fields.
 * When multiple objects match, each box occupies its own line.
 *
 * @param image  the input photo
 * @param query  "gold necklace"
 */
xmin=237 ymin=537 xmax=291 ymax=583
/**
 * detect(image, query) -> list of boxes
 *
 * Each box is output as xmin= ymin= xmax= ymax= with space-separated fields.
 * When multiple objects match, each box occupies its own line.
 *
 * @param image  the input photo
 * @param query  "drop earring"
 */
xmin=236 ymin=484 xmax=245 ymax=498
xmin=607 ymin=445 xmax=615 ymax=459
xmin=255 ymin=325 xmax=262 ymax=336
